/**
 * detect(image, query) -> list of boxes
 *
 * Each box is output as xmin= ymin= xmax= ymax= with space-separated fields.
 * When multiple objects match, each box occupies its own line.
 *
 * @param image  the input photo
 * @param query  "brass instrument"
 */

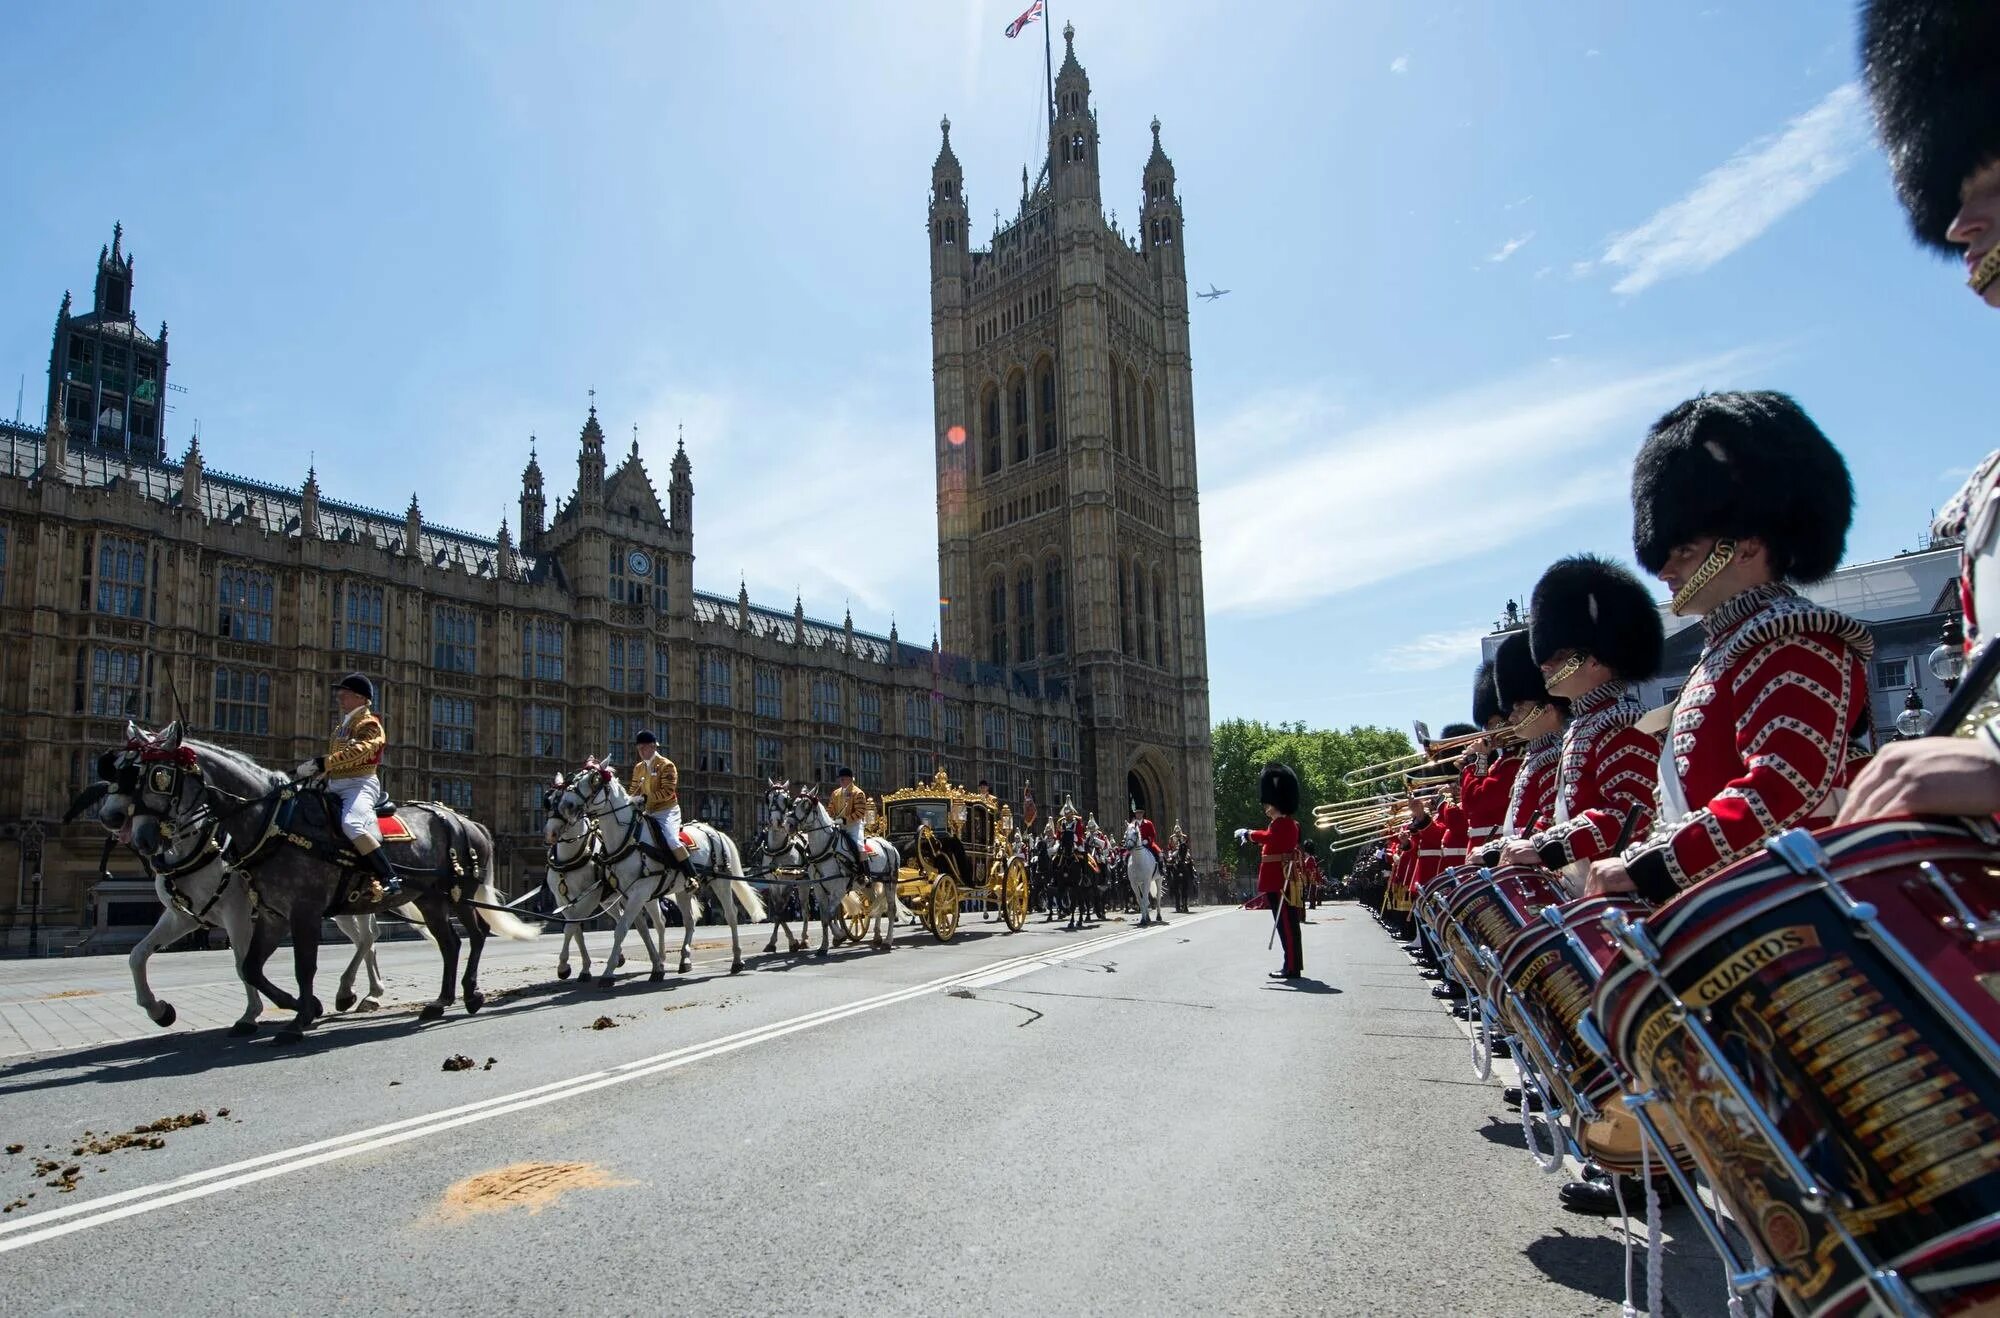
xmin=1340 ymin=716 xmax=1527 ymax=788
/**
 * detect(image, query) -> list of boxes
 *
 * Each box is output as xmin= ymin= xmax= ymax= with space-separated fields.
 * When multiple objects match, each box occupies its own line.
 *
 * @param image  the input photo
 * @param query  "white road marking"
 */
xmin=0 ymin=912 xmax=1221 ymax=1254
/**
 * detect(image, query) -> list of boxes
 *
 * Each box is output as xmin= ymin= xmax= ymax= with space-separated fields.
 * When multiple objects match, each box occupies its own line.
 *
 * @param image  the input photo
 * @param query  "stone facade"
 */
xmin=928 ymin=26 xmax=1215 ymax=860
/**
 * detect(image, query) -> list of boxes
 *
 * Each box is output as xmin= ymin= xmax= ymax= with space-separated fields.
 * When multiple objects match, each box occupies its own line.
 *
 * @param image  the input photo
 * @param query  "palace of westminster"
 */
xmin=0 ymin=29 xmax=1214 ymax=948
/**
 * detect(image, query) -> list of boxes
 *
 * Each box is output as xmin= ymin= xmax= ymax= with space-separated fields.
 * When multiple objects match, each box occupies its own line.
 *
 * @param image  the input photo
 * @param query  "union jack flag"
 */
xmin=1004 ymin=0 xmax=1044 ymax=39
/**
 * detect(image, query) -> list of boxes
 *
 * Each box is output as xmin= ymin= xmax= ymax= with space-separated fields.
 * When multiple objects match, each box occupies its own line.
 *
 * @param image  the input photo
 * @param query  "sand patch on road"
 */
xmin=434 ymin=1162 xmax=633 ymax=1221
xmin=40 ymin=989 xmax=99 ymax=1000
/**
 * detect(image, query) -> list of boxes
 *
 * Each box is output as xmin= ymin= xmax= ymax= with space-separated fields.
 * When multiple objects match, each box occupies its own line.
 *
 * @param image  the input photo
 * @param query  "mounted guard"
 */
xmin=293 ymin=673 xmax=399 ymax=901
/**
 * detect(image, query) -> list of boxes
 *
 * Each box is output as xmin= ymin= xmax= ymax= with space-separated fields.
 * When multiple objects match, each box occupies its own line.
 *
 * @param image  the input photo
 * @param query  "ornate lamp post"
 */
xmin=1928 ymin=612 xmax=1967 ymax=693
xmin=1895 ymin=687 xmax=1932 ymax=740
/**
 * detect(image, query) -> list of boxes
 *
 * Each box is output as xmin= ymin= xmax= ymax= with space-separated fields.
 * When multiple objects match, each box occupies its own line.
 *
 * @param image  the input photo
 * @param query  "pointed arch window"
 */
xmin=1153 ymin=574 xmax=1168 ymax=667
xmin=1133 ymin=562 xmax=1149 ymax=663
xmin=982 ymin=383 xmax=1001 ymax=477
xmin=1125 ymin=370 xmax=1141 ymax=472
xmin=1144 ymin=382 xmax=1159 ymax=472
xmin=1016 ymin=568 xmax=1035 ymax=662
xmin=1109 ymin=355 xmax=1123 ymax=454
xmin=1009 ymin=370 xmax=1029 ymax=464
xmin=988 ymin=576 xmax=1009 ymax=666
xmin=1036 ymin=359 xmax=1057 ymax=452
xmin=1043 ymin=558 xmax=1067 ymax=655
xmin=1118 ymin=561 xmax=1132 ymax=655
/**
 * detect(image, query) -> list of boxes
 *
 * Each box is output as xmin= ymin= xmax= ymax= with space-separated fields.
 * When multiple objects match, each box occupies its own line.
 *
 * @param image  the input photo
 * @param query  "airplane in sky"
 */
xmin=1196 ymin=283 xmax=1230 ymax=301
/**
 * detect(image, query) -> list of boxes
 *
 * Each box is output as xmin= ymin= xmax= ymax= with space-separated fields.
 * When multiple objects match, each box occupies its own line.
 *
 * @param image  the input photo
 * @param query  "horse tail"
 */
xmin=471 ymin=884 xmax=540 ymax=940
xmin=399 ymin=902 xmax=439 ymax=945
xmin=725 ymin=879 xmax=767 ymax=923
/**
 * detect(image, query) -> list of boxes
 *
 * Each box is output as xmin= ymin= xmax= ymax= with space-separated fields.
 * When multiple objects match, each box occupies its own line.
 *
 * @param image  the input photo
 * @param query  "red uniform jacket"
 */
xmin=1528 ymin=682 xmax=1662 ymax=869
xmin=1135 ymin=817 xmax=1162 ymax=859
xmin=1436 ymin=800 xmax=1468 ymax=863
xmin=1625 ymin=585 xmax=1872 ymax=900
xmin=1503 ymin=733 xmax=1562 ymax=841
xmin=1409 ymin=812 xmax=1451 ymax=892
xmin=1248 ymin=813 xmax=1300 ymax=896
xmin=1461 ymin=751 xmax=1521 ymax=854
xmin=1389 ymin=826 xmax=1417 ymax=895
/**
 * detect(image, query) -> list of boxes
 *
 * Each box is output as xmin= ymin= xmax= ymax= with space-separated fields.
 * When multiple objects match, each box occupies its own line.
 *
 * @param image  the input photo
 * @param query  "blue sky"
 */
xmin=0 ymin=2 xmax=1985 ymax=733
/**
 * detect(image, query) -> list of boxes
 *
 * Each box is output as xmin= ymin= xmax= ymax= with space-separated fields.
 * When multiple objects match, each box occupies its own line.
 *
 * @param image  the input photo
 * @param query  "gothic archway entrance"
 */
xmin=1124 ymin=751 xmax=1173 ymax=828
xmin=1126 ymin=770 xmax=1151 ymax=819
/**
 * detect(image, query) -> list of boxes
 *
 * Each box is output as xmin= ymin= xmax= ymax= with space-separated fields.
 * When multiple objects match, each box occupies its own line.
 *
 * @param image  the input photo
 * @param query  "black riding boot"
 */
xmin=366 ymin=847 xmax=402 ymax=899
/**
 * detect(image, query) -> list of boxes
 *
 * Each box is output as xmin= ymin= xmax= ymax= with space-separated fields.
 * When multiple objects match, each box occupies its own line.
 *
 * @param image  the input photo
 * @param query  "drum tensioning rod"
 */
xmin=1597 ymin=908 xmax=1930 ymax=1318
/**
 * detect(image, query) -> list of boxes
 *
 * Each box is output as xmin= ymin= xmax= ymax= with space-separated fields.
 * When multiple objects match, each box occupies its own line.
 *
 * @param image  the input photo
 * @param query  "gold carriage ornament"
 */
xmin=879 ymin=769 xmax=1031 ymax=942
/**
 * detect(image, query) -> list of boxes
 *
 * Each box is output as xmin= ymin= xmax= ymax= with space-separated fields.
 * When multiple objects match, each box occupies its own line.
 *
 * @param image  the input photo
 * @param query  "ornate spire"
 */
xmin=630 ymin=422 xmax=640 ymax=460
xmin=935 ymin=114 xmax=958 ymax=171
xmin=301 ymin=462 xmax=321 ymax=538
xmin=523 ymin=434 xmax=542 ymax=485
xmin=404 ymin=493 xmax=422 ymax=558
xmin=109 ymin=221 xmax=123 ymax=265
xmin=496 ymin=516 xmax=517 ymax=579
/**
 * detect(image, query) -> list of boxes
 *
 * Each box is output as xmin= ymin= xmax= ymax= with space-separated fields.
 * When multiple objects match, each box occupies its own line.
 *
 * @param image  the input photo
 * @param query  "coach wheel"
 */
xmin=1002 ymin=859 xmax=1030 ymax=933
xmin=931 ymin=874 xmax=961 ymax=944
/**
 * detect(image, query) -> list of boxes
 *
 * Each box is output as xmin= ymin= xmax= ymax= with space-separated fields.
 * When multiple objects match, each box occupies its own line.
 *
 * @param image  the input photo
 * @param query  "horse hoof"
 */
xmin=153 ymin=1004 xmax=177 ymax=1028
xmin=596 ymin=977 xmax=615 ymax=991
xmin=464 ymin=992 xmax=485 ymax=1015
xmin=649 ymin=969 xmax=666 ymax=983
xmin=334 ymin=992 xmax=357 ymax=1013
xmin=356 ymin=999 xmax=380 ymax=1013
xmin=418 ymin=1003 xmax=446 ymax=1022
xmin=816 ymin=948 xmax=829 ymax=960
xmin=730 ymin=959 xmax=744 ymax=974
xmin=678 ymin=959 xmax=693 ymax=975
xmin=228 ymin=1020 xmax=258 ymax=1038
xmin=613 ymin=954 xmax=626 ymax=969
xmin=556 ymin=964 xmax=572 ymax=981
xmin=274 ymin=1031 xmax=305 ymax=1047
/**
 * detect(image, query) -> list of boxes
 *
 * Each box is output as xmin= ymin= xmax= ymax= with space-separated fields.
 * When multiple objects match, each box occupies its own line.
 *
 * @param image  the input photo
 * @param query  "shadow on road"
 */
xmin=1260 ymin=977 xmax=1340 ymax=994
xmin=1522 ymin=1228 xmax=1630 ymax=1305
xmin=1477 ymin=1114 xmax=1530 ymax=1151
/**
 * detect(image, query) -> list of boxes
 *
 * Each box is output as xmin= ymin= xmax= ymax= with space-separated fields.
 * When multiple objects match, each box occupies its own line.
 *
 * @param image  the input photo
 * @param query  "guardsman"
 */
xmin=1841 ymin=0 xmax=2000 ymax=822
xmin=1589 ymin=392 xmax=1872 ymax=903
xmin=1477 ymin=630 xmax=1567 ymax=863
xmin=828 ymin=766 xmax=871 ymax=865
xmin=295 ymin=672 xmax=399 ymax=900
xmin=630 ymin=731 xmax=693 ymax=874
xmin=1498 ymin=555 xmax=1665 ymax=897
xmin=1459 ymin=662 xmax=1521 ymax=861
xmin=1129 ymin=805 xmax=1163 ymax=865
xmin=1236 ymin=762 xmax=1304 ymax=979
xmin=1167 ymin=819 xmax=1193 ymax=912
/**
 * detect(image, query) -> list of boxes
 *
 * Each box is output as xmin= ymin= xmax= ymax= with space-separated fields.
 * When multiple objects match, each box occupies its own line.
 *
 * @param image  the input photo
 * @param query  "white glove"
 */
xmin=1234 ymin=828 xmax=1250 ymax=844
xmin=294 ymin=757 xmax=324 ymax=779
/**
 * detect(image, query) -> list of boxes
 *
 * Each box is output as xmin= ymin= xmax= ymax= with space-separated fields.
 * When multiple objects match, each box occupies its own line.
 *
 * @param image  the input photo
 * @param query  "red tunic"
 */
xmin=1436 ymin=800 xmax=1468 ymax=861
xmin=1248 ymin=813 xmax=1300 ymax=896
xmin=1461 ymin=751 xmax=1521 ymax=853
xmin=1409 ymin=812 xmax=1451 ymax=891
xmin=1504 ymin=733 xmax=1562 ymax=840
xmin=1625 ymin=585 xmax=1872 ymax=899
xmin=1529 ymin=681 xmax=1662 ymax=869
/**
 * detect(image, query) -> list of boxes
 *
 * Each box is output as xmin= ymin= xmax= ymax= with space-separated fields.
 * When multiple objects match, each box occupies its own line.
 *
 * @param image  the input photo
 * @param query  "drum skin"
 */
xmin=1595 ymin=818 xmax=2000 ymax=1317
xmin=1442 ymin=865 xmax=1568 ymax=990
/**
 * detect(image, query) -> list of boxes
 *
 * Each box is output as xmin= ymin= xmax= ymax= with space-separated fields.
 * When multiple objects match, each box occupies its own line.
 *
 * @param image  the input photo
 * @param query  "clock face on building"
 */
xmin=627 ymin=551 xmax=652 ymax=577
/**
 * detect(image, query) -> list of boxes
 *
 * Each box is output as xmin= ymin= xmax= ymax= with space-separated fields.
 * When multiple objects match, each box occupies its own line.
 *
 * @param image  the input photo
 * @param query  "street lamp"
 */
xmin=1928 ymin=613 xmax=1967 ymax=692
xmin=1895 ymin=687 xmax=1931 ymax=740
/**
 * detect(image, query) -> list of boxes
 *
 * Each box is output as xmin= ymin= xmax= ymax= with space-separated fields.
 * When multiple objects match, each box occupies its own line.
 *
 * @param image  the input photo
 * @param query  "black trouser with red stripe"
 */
xmin=1272 ymin=898 xmax=1303 ymax=977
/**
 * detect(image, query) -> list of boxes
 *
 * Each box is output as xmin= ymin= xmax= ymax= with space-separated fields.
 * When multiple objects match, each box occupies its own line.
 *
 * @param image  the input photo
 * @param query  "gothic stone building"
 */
xmin=929 ymin=26 xmax=1216 ymax=862
xmin=0 ymin=256 xmax=1086 ymax=952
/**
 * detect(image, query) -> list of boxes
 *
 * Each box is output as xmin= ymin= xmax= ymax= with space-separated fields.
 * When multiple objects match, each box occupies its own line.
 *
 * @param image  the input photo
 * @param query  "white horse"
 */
xmin=540 ymin=773 xmax=672 ymax=983
xmin=545 ymin=762 xmax=766 ymax=988
xmin=1123 ymin=822 xmax=1166 ymax=927
xmin=91 ymin=739 xmax=416 ymax=1036
xmin=753 ymin=785 xmax=816 ymax=955
xmin=771 ymin=782 xmax=902 ymax=957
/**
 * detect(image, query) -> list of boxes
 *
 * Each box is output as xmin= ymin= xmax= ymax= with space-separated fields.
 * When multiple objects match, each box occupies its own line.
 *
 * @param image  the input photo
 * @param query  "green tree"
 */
xmin=1212 ymin=718 xmax=1415 ymax=873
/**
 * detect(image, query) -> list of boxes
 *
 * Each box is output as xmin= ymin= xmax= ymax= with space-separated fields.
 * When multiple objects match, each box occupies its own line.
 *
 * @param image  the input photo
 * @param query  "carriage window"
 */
xmin=431 ymin=696 xmax=475 ymax=753
xmin=217 ymin=567 xmax=275 ymax=643
xmin=432 ymin=605 xmax=476 ymax=674
xmin=213 ymin=666 xmax=271 ymax=736
xmin=521 ymin=704 xmax=564 ymax=759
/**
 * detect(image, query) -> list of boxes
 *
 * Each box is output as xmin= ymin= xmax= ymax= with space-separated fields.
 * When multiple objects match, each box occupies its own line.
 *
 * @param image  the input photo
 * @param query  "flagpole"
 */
xmin=1042 ymin=2 xmax=1056 ymax=139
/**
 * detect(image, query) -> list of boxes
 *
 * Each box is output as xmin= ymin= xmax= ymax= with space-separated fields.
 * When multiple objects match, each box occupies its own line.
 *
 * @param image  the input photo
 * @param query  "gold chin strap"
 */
xmin=1971 ymin=245 xmax=2000 ymax=295
xmin=1670 ymin=538 xmax=1736 ymax=615
xmin=1545 ymin=653 xmax=1585 ymax=688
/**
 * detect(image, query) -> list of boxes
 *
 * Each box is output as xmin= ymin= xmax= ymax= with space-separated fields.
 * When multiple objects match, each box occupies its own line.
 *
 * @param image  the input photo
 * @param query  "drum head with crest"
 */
xmin=1595 ymin=818 xmax=2000 ymax=1317
xmin=1498 ymin=895 xmax=1648 ymax=1124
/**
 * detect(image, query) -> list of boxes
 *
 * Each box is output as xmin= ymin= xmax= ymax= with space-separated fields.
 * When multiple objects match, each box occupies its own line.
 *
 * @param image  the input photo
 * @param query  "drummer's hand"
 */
xmin=1584 ymin=859 xmax=1635 ymax=898
xmin=1497 ymin=840 xmax=1540 ymax=868
xmin=1837 ymin=737 xmax=2000 ymax=824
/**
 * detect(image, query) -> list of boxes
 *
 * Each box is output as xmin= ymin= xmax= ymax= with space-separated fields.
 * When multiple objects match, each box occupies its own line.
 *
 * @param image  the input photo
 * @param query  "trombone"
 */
xmin=1340 ymin=715 xmax=1526 ymax=788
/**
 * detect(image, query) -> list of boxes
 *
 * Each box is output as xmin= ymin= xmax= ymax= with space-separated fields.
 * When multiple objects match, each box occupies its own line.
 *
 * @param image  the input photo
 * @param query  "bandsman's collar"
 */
xmin=1699 ymin=582 xmax=1795 ymax=642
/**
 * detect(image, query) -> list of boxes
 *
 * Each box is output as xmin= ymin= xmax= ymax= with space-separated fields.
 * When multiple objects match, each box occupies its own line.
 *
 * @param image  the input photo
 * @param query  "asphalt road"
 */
xmin=0 ymin=905 xmax=1723 ymax=1316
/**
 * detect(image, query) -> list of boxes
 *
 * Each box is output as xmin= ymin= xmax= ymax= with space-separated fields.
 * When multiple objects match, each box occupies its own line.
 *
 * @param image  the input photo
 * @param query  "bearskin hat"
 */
xmin=1438 ymin=722 xmax=1478 ymax=740
xmin=1528 ymin=554 xmax=1665 ymax=682
xmin=1631 ymin=391 xmax=1852 ymax=584
xmin=1471 ymin=660 xmax=1502 ymax=729
xmin=1862 ymin=0 xmax=2000 ymax=253
xmin=1491 ymin=630 xmax=1547 ymax=713
xmin=1259 ymin=762 xmax=1300 ymax=816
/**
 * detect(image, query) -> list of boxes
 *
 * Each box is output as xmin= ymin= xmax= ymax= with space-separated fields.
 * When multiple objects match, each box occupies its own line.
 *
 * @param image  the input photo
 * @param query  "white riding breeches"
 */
xmin=841 ymin=821 xmax=865 ymax=857
xmin=648 ymin=806 xmax=684 ymax=852
xmin=328 ymin=775 xmax=384 ymax=844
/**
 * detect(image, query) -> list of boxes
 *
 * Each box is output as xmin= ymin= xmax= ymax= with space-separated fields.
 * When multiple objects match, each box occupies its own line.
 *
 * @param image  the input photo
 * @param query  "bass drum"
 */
xmin=1594 ymin=819 xmax=2000 ymax=1318
xmin=1498 ymin=895 xmax=1694 ymax=1175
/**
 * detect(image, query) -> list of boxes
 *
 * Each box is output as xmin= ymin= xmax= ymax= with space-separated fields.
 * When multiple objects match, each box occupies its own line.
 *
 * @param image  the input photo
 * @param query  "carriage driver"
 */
xmin=294 ymin=673 xmax=400 ymax=900
xmin=828 ymin=766 xmax=871 ymax=865
xmin=630 ymin=731 xmax=693 ymax=874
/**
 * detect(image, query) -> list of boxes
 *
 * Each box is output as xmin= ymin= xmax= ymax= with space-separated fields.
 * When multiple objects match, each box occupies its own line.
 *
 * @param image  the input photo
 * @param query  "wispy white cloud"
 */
xmin=1594 ymin=82 xmax=1868 ymax=295
xmin=1201 ymin=348 xmax=1769 ymax=617
xmin=1389 ymin=54 xmax=1409 ymax=74
xmin=1376 ymin=626 xmax=1497 ymax=673
xmin=1547 ymin=332 xmax=1573 ymax=341
xmin=1488 ymin=231 xmax=1535 ymax=263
